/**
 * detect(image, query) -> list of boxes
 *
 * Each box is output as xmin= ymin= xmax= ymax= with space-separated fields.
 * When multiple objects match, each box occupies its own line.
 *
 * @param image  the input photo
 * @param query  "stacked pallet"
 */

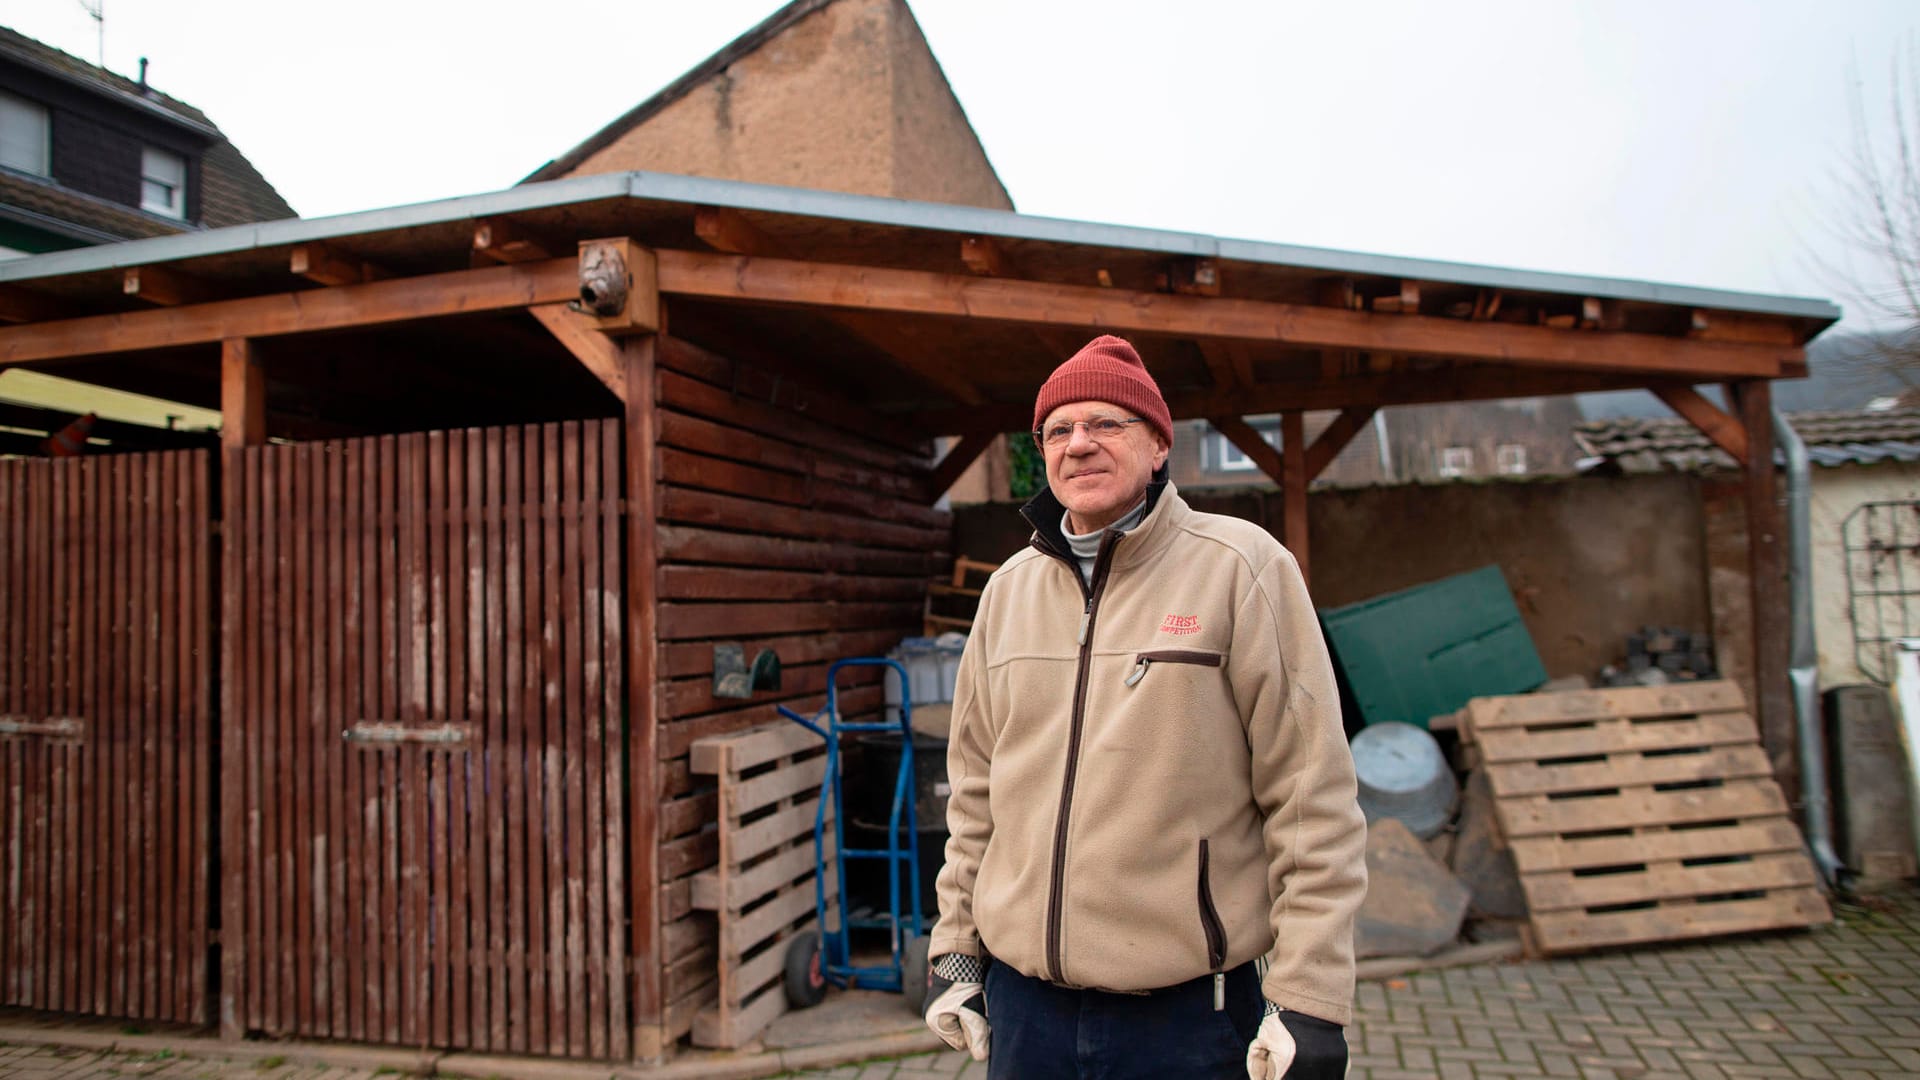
xmin=1467 ymin=681 xmax=1829 ymax=955
xmin=688 ymin=722 xmax=836 ymax=1049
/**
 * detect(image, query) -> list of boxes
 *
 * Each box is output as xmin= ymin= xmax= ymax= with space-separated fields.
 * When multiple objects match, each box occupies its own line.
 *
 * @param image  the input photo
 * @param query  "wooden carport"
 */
xmin=0 ymin=170 xmax=1837 ymax=1059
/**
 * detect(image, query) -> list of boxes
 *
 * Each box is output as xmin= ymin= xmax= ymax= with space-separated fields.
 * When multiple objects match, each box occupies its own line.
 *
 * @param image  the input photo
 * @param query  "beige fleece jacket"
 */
xmin=930 ymin=482 xmax=1367 ymax=1025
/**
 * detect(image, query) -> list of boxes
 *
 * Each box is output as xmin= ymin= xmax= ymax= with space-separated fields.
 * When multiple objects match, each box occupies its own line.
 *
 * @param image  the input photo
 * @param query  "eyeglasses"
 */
xmin=1032 ymin=417 xmax=1148 ymax=448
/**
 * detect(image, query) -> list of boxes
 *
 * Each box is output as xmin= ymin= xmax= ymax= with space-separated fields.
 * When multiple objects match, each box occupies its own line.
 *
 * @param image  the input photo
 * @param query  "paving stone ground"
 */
xmin=790 ymin=887 xmax=1920 ymax=1079
xmin=1 ymin=887 xmax=1914 ymax=1079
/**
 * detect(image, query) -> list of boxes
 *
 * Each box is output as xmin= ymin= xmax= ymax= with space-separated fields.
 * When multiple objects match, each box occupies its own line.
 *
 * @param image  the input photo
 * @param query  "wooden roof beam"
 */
xmin=649 ymin=249 xmax=1801 ymax=380
xmin=124 ymin=266 xmax=214 ymax=306
xmin=290 ymin=242 xmax=390 ymax=286
xmin=1653 ymin=384 xmax=1749 ymax=466
xmin=472 ymin=217 xmax=554 ymax=264
xmin=0 ymin=258 xmax=577 ymax=367
xmin=908 ymin=365 xmax=1652 ymax=434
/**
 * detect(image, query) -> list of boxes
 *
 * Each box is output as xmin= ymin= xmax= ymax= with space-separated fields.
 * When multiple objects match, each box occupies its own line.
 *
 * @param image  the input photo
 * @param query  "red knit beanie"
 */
xmin=1032 ymin=335 xmax=1174 ymax=446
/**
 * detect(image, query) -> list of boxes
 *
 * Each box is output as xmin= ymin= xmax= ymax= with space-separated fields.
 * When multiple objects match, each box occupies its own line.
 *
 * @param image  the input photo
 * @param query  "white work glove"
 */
xmin=924 ymin=954 xmax=989 ymax=1061
xmin=1245 ymin=1008 xmax=1296 ymax=1079
xmin=1249 ymin=1004 xmax=1349 ymax=1079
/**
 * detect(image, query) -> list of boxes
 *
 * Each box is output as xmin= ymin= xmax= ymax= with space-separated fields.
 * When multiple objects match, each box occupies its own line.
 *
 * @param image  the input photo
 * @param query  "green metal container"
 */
xmin=1320 ymin=564 xmax=1546 ymax=729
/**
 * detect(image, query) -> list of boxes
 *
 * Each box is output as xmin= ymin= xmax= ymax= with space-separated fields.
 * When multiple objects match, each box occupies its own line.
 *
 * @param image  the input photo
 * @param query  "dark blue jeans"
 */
xmin=983 ymin=960 xmax=1264 ymax=1079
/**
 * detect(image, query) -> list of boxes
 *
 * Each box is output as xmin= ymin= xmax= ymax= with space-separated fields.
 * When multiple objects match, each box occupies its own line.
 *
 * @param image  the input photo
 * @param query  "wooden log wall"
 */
xmin=221 ymin=423 xmax=629 ymax=1059
xmin=649 ymin=336 xmax=948 ymax=1045
xmin=0 ymin=452 xmax=213 ymax=1024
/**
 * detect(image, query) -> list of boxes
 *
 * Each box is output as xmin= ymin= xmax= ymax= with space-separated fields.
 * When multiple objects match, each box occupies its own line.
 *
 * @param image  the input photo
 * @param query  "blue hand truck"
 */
xmin=776 ymin=657 xmax=932 ymax=1014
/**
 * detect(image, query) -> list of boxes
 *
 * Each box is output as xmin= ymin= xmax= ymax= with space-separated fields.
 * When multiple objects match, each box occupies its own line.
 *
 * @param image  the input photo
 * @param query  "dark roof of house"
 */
xmin=0 ymin=170 xmax=183 ymax=242
xmin=1574 ymin=409 xmax=1920 ymax=472
xmin=0 ymin=26 xmax=296 ymax=236
xmin=522 ymin=0 xmax=838 ymax=183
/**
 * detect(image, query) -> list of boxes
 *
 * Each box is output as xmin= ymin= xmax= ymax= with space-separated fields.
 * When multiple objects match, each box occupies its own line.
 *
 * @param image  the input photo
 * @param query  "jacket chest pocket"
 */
xmin=1123 ymin=649 xmax=1223 ymax=687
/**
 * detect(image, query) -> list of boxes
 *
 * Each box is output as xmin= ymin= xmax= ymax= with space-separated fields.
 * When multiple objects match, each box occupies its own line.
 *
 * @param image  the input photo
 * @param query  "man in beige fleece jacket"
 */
xmin=922 ymin=335 xmax=1368 ymax=1079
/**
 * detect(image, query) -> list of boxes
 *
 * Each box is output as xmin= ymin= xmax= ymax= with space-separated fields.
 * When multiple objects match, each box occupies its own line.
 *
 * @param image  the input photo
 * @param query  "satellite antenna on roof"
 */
xmin=75 ymin=0 xmax=104 ymax=68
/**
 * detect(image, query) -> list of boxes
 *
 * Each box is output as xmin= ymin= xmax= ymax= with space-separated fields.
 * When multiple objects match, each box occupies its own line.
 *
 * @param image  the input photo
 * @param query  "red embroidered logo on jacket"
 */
xmin=1159 ymin=614 xmax=1201 ymax=635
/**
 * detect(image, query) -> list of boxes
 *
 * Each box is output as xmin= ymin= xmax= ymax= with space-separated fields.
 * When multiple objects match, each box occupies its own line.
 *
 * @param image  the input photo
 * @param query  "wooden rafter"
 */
xmin=472 ymin=217 xmax=553 ymax=264
xmin=1305 ymin=406 xmax=1378 ymax=481
xmin=124 ymin=266 xmax=212 ymax=306
xmin=1653 ymin=385 xmax=1749 ymax=466
xmin=648 ymin=249 xmax=1800 ymax=380
xmin=0 ymin=258 xmax=577 ymax=366
xmin=290 ymin=242 xmax=389 ymax=286
xmin=960 ymin=236 xmax=1014 ymax=277
xmin=527 ymin=303 xmax=629 ymax=402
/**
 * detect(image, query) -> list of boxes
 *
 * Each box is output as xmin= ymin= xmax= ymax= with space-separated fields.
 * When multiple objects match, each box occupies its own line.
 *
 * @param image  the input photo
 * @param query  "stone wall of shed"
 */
xmin=952 ymin=472 xmax=1712 ymax=688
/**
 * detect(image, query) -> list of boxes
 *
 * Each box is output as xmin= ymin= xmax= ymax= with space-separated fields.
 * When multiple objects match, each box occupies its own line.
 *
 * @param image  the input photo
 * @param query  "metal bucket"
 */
xmin=1350 ymin=721 xmax=1458 ymax=839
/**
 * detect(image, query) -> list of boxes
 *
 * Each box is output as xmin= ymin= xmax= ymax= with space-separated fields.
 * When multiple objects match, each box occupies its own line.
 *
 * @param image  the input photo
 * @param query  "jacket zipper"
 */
xmin=1124 ymin=649 xmax=1223 ymax=687
xmin=1034 ymin=528 xmax=1117 ymax=985
xmin=1197 ymin=838 xmax=1227 ymax=971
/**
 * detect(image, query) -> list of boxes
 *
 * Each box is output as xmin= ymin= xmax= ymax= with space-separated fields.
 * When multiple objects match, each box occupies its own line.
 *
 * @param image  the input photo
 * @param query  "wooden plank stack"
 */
xmin=1467 ymin=680 xmax=1830 ymax=955
xmin=689 ymin=721 xmax=836 ymax=1049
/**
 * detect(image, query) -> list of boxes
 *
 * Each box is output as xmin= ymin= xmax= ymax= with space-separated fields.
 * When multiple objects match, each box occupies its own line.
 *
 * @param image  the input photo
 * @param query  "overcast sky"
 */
xmin=9 ymin=0 xmax=1919 ymax=326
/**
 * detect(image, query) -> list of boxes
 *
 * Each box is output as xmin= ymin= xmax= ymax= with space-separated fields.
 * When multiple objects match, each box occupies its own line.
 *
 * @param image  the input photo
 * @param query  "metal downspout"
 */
xmin=1773 ymin=406 xmax=1843 ymax=886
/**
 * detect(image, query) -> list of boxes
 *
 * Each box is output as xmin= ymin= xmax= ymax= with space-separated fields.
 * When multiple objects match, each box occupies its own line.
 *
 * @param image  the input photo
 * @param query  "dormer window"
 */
xmin=0 ymin=91 xmax=51 ymax=176
xmin=140 ymin=146 xmax=186 ymax=218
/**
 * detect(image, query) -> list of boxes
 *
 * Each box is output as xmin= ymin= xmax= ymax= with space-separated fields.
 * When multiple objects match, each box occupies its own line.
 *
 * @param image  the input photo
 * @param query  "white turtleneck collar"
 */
xmin=1060 ymin=498 xmax=1149 ymax=585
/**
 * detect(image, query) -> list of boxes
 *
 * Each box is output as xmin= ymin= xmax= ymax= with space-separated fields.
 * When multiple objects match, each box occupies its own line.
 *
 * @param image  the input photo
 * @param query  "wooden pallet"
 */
xmin=1467 ymin=680 xmax=1830 ymax=955
xmin=688 ymin=721 xmax=838 ymax=1049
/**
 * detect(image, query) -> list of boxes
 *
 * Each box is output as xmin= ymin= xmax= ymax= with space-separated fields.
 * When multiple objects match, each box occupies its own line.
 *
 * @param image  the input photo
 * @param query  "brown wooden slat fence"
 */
xmin=649 ymin=337 xmax=946 ymax=1042
xmin=0 ymin=452 xmax=213 ymax=1024
xmin=221 ymin=423 xmax=629 ymax=1058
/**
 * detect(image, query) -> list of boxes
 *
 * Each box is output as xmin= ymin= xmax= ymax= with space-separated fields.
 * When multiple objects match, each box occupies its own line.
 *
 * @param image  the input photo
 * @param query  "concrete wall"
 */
xmin=1809 ymin=460 xmax=1920 ymax=689
xmin=952 ymin=472 xmax=1712 ymax=684
xmin=565 ymin=0 xmax=1011 ymax=210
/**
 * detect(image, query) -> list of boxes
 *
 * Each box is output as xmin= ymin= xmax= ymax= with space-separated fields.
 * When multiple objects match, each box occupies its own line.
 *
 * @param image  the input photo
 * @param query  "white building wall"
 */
xmin=1809 ymin=461 xmax=1920 ymax=690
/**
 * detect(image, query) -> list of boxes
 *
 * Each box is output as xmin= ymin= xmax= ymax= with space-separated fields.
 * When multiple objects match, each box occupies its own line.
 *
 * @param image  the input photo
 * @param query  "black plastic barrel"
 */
xmin=841 ymin=730 xmax=948 ymax=919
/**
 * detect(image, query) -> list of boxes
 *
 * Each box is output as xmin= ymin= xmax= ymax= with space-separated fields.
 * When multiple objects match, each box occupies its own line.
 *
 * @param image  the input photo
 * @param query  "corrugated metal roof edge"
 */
xmin=0 ymin=170 xmax=1844 ymax=325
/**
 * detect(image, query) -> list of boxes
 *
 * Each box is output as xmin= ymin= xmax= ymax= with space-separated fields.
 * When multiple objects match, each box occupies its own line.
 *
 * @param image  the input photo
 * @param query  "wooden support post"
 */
xmin=930 ymin=430 xmax=999 ymax=501
xmin=1281 ymin=411 xmax=1309 ymax=585
xmin=220 ymin=338 xmax=266 ymax=449
xmin=1729 ymin=379 xmax=1796 ymax=799
xmin=1654 ymin=384 xmax=1749 ymax=465
xmin=625 ymin=332 xmax=663 ymax=1060
xmin=1304 ymin=406 xmax=1378 ymax=481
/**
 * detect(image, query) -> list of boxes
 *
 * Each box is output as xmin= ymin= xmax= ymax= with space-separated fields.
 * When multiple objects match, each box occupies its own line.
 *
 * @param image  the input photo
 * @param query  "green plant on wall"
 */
xmin=1008 ymin=432 xmax=1045 ymax=500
